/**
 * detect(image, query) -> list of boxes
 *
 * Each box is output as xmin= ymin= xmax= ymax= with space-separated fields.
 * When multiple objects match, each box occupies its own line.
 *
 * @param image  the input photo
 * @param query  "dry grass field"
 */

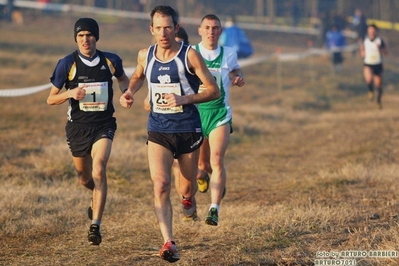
xmin=2 ymin=10 xmax=399 ymax=266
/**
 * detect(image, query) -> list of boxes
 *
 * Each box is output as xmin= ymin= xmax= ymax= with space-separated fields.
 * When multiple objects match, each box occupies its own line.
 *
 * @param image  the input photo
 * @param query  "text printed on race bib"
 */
xmin=78 ymin=82 xmax=109 ymax=112
xmin=151 ymin=83 xmax=183 ymax=114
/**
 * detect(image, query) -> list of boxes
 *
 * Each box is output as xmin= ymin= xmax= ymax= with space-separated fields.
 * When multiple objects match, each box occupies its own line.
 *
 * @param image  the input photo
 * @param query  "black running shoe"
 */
xmin=205 ymin=207 xmax=219 ymax=226
xmin=88 ymin=224 xmax=102 ymax=245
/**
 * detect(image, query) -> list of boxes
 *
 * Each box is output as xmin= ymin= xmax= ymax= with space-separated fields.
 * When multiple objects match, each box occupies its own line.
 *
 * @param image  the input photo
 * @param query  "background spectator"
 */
xmin=352 ymin=8 xmax=368 ymax=42
xmin=219 ymin=16 xmax=253 ymax=59
xmin=325 ymin=24 xmax=347 ymax=71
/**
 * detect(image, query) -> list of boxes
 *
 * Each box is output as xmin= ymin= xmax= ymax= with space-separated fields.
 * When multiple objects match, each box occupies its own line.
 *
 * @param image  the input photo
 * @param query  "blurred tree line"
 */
xmin=25 ymin=0 xmax=399 ymax=25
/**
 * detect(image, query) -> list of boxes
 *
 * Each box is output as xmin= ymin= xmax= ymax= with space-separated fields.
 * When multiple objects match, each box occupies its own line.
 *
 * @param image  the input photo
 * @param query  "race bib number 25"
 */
xmin=151 ymin=83 xmax=183 ymax=114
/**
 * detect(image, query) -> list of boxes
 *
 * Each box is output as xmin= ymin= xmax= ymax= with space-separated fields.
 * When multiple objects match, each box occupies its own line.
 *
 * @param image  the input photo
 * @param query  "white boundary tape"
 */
xmin=277 ymin=43 xmax=359 ymax=62
xmin=0 ymin=83 xmax=52 ymax=97
xmin=0 ymin=45 xmax=359 ymax=97
xmin=0 ymin=1 xmax=359 ymax=97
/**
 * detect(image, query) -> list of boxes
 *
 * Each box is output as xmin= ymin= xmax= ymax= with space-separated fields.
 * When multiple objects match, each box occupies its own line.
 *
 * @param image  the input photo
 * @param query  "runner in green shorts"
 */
xmin=199 ymin=107 xmax=233 ymax=139
xmin=193 ymin=14 xmax=245 ymax=226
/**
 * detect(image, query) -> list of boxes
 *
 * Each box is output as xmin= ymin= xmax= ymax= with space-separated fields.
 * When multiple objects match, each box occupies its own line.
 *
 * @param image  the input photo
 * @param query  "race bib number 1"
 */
xmin=78 ymin=82 xmax=109 ymax=112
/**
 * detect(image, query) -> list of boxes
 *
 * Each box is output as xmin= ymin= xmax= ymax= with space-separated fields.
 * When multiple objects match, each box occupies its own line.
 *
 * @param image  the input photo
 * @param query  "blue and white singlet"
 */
xmin=145 ymin=43 xmax=202 ymax=133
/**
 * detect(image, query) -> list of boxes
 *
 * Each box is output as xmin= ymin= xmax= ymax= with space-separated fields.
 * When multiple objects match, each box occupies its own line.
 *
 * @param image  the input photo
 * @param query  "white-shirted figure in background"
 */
xmin=360 ymin=24 xmax=388 ymax=109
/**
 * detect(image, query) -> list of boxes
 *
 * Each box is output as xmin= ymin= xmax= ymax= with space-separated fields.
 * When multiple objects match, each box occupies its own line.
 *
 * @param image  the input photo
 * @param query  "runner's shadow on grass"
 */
xmin=338 ymin=68 xmax=399 ymax=96
xmin=337 ymin=83 xmax=366 ymax=97
xmin=384 ymin=69 xmax=399 ymax=91
xmin=292 ymin=95 xmax=331 ymax=111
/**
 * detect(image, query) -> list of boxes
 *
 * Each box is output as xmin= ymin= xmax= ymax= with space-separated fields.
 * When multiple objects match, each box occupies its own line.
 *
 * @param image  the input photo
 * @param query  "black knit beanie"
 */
xmin=74 ymin=18 xmax=99 ymax=42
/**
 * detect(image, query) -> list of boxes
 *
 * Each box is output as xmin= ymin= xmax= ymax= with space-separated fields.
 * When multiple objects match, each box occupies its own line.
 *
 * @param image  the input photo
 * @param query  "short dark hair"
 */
xmin=176 ymin=27 xmax=189 ymax=43
xmin=200 ymin=14 xmax=221 ymax=25
xmin=368 ymin=23 xmax=378 ymax=30
xmin=150 ymin=5 xmax=179 ymax=27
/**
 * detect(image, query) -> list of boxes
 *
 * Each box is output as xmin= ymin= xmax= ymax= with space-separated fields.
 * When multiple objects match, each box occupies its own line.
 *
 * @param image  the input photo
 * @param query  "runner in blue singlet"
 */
xmin=119 ymin=6 xmax=220 ymax=263
xmin=47 ymin=18 xmax=130 ymax=246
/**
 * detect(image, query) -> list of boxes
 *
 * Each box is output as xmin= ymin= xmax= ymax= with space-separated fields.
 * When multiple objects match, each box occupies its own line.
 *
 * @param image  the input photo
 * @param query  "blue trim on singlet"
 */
xmin=145 ymin=43 xmax=202 ymax=133
xmin=49 ymin=50 xmax=125 ymax=124
xmin=50 ymin=50 xmax=125 ymax=90
xmin=66 ymin=51 xmax=114 ymax=123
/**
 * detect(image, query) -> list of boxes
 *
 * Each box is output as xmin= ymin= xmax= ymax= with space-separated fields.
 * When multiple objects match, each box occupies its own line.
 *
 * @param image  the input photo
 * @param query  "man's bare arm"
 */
xmin=116 ymin=72 xmax=130 ymax=93
xmin=165 ymin=48 xmax=220 ymax=107
xmin=119 ymin=49 xmax=147 ymax=109
xmin=47 ymin=84 xmax=86 ymax=105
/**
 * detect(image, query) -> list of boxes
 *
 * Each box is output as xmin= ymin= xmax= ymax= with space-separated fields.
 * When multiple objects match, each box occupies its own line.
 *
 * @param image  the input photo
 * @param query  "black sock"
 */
xmin=84 ymin=179 xmax=95 ymax=190
xmin=367 ymin=84 xmax=373 ymax=92
xmin=377 ymin=88 xmax=383 ymax=103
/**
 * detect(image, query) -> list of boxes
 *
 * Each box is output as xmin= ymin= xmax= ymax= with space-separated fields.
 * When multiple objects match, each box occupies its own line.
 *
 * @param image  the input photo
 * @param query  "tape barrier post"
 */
xmin=276 ymin=47 xmax=282 ymax=92
xmin=307 ymin=40 xmax=315 ymax=84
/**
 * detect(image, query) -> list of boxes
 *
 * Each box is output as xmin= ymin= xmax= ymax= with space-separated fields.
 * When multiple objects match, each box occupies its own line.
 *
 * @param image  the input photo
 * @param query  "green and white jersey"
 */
xmin=194 ymin=42 xmax=240 ymax=111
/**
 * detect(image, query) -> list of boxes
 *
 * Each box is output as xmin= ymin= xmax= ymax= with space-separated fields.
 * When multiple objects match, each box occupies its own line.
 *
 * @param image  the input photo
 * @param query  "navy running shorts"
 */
xmin=364 ymin=63 xmax=383 ymax=75
xmin=147 ymin=131 xmax=203 ymax=159
xmin=65 ymin=117 xmax=116 ymax=157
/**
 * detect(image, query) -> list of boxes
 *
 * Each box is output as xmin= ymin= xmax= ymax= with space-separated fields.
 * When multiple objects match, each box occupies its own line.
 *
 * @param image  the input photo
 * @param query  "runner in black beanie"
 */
xmin=74 ymin=18 xmax=99 ymax=42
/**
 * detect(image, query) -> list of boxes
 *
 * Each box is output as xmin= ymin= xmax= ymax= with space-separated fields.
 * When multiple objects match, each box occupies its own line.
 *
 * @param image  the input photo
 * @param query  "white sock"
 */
xmin=210 ymin=204 xmax=219 ymax=213
xmin=91 ymin=220 xmax=101 ymax=226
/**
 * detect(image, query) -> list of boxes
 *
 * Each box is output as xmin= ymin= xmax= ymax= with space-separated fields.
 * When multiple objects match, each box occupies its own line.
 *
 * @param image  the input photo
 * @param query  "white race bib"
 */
xmin=78 ymin=82 xmax=109 ymax=112
xmin=199 ymin=67 xmax=221 ymax=93
xmin=365 ymin=48 xmax=381 ymax=65
xmin=364 ymin=38 xmax=382 ymax=65
xmin=151 ymin=83 xmax=183 ymax=114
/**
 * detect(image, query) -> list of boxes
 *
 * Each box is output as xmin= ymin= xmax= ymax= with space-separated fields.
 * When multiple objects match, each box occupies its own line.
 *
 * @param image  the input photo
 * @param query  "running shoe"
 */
xmin=368 ymin=91 xmax=374 ymax=101
xmin=87 ymin=198 xmax=93 ymax=220
xmin=87 ymin=224 xmax=102 ymax=245
xmin=205 ymin=207 xmax=219 ymax=226
xmin=159 ymin=240 xmax=180 ymax=263
xmin=197 ymin=174 xmax=210 ymax=193
xmin=182 ymin=210 xmax=198 ymax=221
xmin=182 ymin=196 xmax=197 ymax=221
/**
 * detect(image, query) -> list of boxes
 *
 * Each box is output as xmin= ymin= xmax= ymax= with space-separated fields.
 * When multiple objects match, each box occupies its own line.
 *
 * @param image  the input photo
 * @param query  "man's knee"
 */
xmin=92 ymin=163 xmax=106 ymax=180
xmin=153 ymin=179 xmax=171 ymax=194
xmin=210 ymin=154 xmax=224 ymax=169
xmin=198 ymin=160 xmax=211 ymax=173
